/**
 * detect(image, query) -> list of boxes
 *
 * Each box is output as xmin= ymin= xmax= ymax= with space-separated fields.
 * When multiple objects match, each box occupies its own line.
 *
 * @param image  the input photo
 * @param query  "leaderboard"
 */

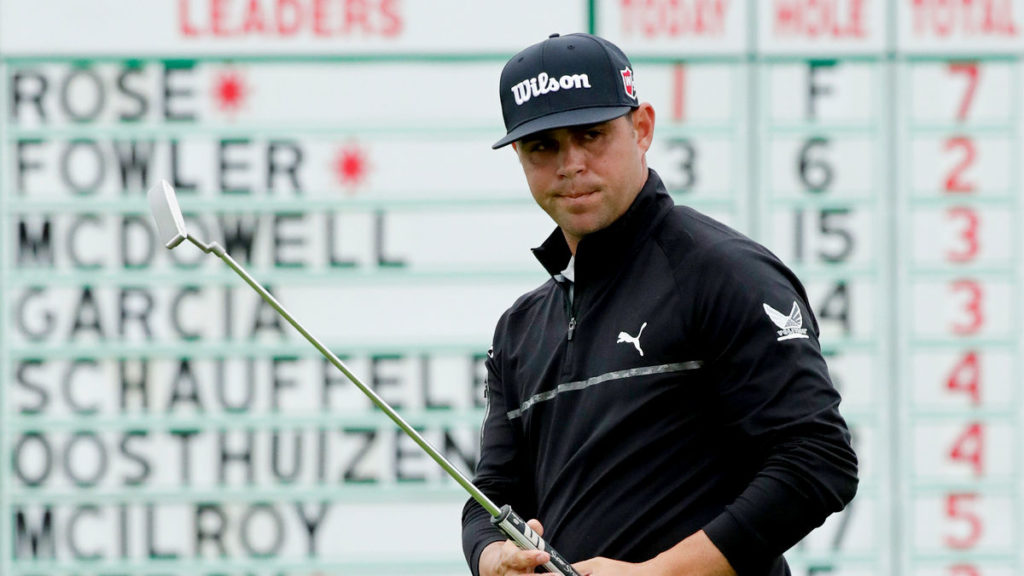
xmin=2 ymin=1 xmax=1023 ymax=575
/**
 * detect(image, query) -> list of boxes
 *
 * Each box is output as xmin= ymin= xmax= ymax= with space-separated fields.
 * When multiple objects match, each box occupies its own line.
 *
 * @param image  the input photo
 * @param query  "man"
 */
xmin=462 ymin=33 xmax=858 ymax=576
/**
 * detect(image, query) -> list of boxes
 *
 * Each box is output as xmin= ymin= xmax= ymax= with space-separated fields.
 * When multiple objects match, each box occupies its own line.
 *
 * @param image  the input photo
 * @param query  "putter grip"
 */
xmin=492 ymin=505 xmax=581 ymax=576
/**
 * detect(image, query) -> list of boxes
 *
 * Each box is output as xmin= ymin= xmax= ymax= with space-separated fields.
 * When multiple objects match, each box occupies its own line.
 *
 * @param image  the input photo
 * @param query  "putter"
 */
xmin=147 ymin=180 xmax=581 ymax=576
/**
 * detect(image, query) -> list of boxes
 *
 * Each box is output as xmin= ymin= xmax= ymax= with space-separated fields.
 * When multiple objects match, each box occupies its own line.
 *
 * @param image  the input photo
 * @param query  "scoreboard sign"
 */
xmin=2 ymin=1 xmax=1022 ymax=575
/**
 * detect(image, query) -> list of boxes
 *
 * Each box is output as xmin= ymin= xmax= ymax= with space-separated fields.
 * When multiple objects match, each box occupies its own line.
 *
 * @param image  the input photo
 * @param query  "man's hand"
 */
xmin=479 ymin=522 xmax=735 ymax=576
xmin=572 ymin=530 xmax=736 ymax=576
xmin=572 ymin=556 xmax=647 ymax=575
xmin=479 ymin=519 xmax=552 ymax=576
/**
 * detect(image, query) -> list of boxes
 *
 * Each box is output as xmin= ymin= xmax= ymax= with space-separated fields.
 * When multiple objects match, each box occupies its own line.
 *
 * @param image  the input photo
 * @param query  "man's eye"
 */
xmin=584 ymin=130 xmax=602 ymax=140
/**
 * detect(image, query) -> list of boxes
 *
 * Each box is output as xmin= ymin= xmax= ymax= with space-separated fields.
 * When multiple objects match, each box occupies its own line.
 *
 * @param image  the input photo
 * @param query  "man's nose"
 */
xmin=556 ymin=142 xmax=586 ymax=178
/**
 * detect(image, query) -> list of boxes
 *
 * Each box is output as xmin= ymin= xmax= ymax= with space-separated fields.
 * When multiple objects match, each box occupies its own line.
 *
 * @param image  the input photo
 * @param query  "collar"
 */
xmin=559 ymin=255 xmax=576 ymax=283
xmin=532 ymin=168 xmax=674 ymax=282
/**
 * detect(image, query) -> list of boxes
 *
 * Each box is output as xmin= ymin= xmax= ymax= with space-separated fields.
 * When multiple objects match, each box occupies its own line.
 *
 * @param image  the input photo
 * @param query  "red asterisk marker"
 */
xmin=333 ymin=144 xmax=371 ymax=190
xmin=213 ymin=70 xmax=247 ymax=112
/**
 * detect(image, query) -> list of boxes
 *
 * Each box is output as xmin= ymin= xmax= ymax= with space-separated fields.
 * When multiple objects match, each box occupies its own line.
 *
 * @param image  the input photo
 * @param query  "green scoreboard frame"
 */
xmin=2 ymin=1 xmax=1022 ymax=575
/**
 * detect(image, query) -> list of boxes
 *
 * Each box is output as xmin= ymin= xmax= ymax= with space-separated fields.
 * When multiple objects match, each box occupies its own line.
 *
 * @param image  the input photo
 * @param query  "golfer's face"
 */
xmin=513 ymin=105 xmax=653 ymax=251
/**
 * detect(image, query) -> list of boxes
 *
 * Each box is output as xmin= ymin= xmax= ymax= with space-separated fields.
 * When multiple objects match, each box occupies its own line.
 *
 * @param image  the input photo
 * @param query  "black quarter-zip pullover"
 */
xmin=463 ymin=169 xmax=858 ymax=575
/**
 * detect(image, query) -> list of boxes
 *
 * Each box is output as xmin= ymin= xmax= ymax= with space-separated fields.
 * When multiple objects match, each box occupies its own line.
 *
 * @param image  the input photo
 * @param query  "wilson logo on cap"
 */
xmin=511 ymin=72 xmax=592 ymax=106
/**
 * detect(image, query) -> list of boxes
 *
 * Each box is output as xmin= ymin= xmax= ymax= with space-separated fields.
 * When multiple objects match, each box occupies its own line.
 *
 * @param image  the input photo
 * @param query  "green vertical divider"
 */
xmin=0 ymin=50 xmax=10 ymax=576
xmin=886 ymin=3 xmax=902 ymax=575
xmin=746 ymin=0 xmax=761 ymax=245
xmin=895 ymin=52 xmax=912 ymax=575
xmin=1012 ymin=56 xmax=1023 ymax=576
xmin=734 ymin=62 xmax=749 ymax=235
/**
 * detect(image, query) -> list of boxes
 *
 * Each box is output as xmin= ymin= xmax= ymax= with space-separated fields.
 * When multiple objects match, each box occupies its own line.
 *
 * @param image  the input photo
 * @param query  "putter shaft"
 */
xmin=195 ymin=236 xmax=502 ymax=518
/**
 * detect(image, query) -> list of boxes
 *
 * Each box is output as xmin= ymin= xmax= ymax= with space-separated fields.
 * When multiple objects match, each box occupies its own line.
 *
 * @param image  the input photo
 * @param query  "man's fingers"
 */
xmin=502 ymin=539 xmax=550 ymax=570
xmin=573 ymin=558 xmax=597 ymax=573
xmin=489 ymin=521 xmax=549 ymax=575
xmin=480 ymin=538 xmax=553 ymax=576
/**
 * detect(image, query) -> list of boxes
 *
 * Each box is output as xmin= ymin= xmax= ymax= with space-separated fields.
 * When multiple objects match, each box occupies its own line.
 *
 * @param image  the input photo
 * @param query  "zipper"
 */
xmin=558 ymin=276 xmax=578 ymax=379
xmin=557 ymin=276 xmax=577 ymax=342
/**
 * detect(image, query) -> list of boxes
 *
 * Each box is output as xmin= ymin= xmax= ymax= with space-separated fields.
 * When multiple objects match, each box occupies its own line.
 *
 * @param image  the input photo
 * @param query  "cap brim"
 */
xmin=492 ymin=106 xmax=634 ymax=149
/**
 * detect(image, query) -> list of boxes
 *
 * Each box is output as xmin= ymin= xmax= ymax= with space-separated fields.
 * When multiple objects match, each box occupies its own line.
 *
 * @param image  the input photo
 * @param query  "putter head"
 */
xmin=147 ymin=180 xmax=188 ymax=249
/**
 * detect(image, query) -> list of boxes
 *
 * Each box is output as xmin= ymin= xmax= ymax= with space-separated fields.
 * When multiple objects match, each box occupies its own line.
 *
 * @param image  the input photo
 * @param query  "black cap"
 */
xmin=493 ymin=33 xmax=639 ymax=149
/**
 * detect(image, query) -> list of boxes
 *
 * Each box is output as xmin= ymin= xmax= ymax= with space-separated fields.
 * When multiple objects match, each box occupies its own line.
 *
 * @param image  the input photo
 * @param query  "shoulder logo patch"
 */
xmin=616 ymin=321 xmax=647 ymax=356
xmin=762 ymin=302 xmax=809 ymax=341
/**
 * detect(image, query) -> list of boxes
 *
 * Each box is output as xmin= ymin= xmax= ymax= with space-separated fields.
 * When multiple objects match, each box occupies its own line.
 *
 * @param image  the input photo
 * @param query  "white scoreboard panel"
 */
xmin=1 ymin=1 xmax=1022 ymax=575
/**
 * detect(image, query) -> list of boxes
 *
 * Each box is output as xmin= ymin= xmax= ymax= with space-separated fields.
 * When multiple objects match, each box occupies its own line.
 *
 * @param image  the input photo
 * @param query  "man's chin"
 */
xmin=560 ymin=219 xmax=607 ymax=241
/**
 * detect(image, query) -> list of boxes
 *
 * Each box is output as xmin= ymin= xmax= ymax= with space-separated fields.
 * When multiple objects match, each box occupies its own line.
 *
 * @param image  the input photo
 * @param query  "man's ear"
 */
xmin=633 ymin=102 xmax=655 ymax=153
xmin=510 ymin=141 xmax=523 ymax=164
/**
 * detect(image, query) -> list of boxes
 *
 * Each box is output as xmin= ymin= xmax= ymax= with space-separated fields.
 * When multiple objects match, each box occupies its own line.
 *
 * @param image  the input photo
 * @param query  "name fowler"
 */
xmin=511 ymin=72 xmax=591 ymax=105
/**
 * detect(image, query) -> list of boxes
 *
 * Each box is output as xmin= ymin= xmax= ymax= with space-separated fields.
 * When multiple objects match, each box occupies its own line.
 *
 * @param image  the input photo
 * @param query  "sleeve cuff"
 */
xmin=703 ymin=509 xmax=776 ymax=575
xmin=469 ymin=535 xmax=508 ymax=576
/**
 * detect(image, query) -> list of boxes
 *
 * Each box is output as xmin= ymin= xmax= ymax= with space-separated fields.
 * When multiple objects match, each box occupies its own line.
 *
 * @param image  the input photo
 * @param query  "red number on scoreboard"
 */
xmin=946 ymin=206 xmax=980 ymax=262
xmin=945 ymin=493 xmax=983 ymax=549
xmin=950 ymin=279 xmax=984 ymax=335
xmin=948 ymin=62 xmax=980 ymax=122
xmin=946 ymin=351 xmax=981 ymax=405
xmin=672 ymin=63 xmax=686 ymax=122
xmin=949 ymin=565 xmax=981 ymax=576
xmin=944 ymin=137 xmax=976 ymax=193
xmin=948 ymin=422 xmax=985 ymax=477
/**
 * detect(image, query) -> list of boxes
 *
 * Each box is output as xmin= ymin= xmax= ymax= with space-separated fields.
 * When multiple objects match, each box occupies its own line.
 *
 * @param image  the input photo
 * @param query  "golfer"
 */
xmin=462 ymin=33 xmax=858 ymax=576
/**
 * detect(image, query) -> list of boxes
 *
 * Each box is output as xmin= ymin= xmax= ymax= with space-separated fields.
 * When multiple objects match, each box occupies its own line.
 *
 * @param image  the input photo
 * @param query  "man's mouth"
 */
xmin=561 ymin=188 xmax=599 ymax=199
